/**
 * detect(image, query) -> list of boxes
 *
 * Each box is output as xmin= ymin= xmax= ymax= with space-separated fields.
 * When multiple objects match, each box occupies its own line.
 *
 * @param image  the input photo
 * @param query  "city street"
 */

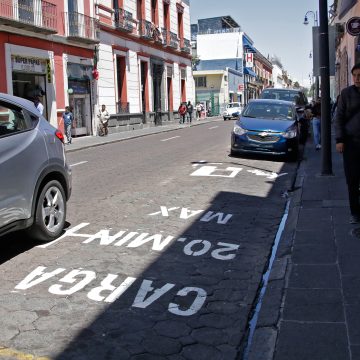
xmin=0 ymin=121 xmax=298 ymax=359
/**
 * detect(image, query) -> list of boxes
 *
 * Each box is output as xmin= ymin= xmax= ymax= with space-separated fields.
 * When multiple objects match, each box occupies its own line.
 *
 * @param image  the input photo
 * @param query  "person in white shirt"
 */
xmin=34 ymin=97 xmax=44 ymax=115
xmin=97 ymin=104 xmax=110 ymax=136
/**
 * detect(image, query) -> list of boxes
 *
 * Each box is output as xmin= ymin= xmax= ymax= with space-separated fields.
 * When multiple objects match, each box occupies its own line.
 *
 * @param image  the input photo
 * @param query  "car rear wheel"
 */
xmin=28 ymin=180 xmax=66 ymax=242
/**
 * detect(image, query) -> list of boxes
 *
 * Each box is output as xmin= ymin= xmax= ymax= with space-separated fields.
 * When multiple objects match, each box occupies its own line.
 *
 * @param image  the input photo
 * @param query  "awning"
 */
xmin=243 ymin=37 xmax=256 ymax=53
xmin=244 ymin=67 xmax=257 ymax=77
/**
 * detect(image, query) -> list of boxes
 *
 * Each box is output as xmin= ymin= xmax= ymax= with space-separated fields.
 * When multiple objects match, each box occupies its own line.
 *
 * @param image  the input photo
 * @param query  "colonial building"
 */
xmin=96 ymin=0 xmax=194 ymax=132
xmin=271 ymin=56 xmax=285 ymax=88
xmin=331 ymin=0 xmax=360 ymax=95
xmin=0 ymin=0 xmax=99 ymax=136
xmin=0 ymin=0 xmax=193 ymax=137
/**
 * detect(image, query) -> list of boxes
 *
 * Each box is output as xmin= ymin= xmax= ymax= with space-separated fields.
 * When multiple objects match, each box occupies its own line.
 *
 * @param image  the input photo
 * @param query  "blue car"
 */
xmin=231 ymin=99 xmax=299 ymax=161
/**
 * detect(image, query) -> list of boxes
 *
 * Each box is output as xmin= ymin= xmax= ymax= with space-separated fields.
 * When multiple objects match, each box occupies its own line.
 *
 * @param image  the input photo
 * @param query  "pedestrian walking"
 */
xmin=33 ymin=96 xmax=44 ymax=115
xmin=98 ymin=104 xmax=110 ymax=136
xmin=186 ymin=101 xmax=194 ymax=123
xmin=311 ymin=97 xmax=321 ymax=150
xmin=62 ymin=106 xmax=74 ymax=145
xmin=196 ymin=102 xmax=202 ymax=120
xmin=298 ymin=108 xmax=312 ymax=145
xmin=335 ymin=62 xmax=360 ymax=224
xmin=178 ymin=102 xmax=187 ymax=124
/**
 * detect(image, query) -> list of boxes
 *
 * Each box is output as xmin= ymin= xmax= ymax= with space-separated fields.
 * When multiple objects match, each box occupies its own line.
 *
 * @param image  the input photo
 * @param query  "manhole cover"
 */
xmin=352 ymin=228 xmax=360 ymax=239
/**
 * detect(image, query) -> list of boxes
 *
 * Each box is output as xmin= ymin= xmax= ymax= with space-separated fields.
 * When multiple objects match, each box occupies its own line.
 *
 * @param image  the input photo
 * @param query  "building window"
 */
xmin=195 ymin=76 xmax=207 ymax=87
xmin=224 ymin=75 xmax=228 ymax=82
xmin=151 ymin=0 xmax=158 ymax=26
xmin=116 ymin=55 xmax=128 ymax=113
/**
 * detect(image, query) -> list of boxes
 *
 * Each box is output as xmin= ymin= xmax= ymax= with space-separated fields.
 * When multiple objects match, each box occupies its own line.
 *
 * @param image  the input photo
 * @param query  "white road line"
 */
xmin=37 ymin=223 xmax=91 ymax=248
xmin=70 ymin=161 xmax=88 ymax=167
xmin=208 ymin=126 xmax=219 ymax=129
xmin=161 ymin=136 xmax=181 ymax=142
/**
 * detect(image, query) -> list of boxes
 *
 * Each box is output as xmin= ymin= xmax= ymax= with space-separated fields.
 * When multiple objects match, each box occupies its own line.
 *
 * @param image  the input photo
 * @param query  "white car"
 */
xmin=223 ymin=102 xmax=242 ymax=120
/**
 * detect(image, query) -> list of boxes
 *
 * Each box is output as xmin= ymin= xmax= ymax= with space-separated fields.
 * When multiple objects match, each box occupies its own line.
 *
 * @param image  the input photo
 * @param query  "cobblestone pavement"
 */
xmin=0 ymin=121 xmax=298 ymax=359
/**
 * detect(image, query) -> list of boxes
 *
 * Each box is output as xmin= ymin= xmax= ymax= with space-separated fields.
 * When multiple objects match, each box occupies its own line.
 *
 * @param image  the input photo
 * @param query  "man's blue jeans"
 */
xmin=312 ymin=117 xmax=321 ymax=146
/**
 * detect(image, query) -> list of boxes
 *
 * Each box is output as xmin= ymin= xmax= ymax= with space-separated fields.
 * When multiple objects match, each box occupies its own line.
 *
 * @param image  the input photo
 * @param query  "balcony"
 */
xmin=64 ymin=11 xmax=100 ymax=44
xmin=180 ymin=38 xmax=191 ymax=54
xmin=0 ymin=0 xmax=57 ymax=33
xmin=114 ymin=8 xmax=133 ymax=32
xmin=161 ymin=28 xmax=169 ymax=46
xmin=168 ymin=31 xmax=179 ymax=49
xmin=138 ymin=19 xmax=153 ymax=39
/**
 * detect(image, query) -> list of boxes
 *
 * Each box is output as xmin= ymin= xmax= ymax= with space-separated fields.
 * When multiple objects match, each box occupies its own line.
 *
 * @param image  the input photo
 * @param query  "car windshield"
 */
xmin=261 ymin=90 xmax=302 ymax=105
xmin=227 ymin=103 xmax=240 ymax=108
xmin=242 ymin=103 xmax=294 ymax=120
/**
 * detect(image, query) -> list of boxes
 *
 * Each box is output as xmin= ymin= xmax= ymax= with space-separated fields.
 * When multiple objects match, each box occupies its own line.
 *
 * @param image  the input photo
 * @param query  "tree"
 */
xmin=293 ymin=81 xmax=300 ymax=89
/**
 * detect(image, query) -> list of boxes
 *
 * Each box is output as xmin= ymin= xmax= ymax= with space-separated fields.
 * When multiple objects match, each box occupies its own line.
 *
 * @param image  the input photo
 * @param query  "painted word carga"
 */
xmin=15 ymin=266 xmax=207 ymax=316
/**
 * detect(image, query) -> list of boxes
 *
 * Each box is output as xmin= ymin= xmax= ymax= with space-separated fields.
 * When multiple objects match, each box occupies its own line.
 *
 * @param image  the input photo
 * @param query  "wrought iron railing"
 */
xmin=65 ymin=11 xmax=100 ymax=42
xmin=116 ymin=101 xmax=129 ymax=114
xmin=114 ymin=8 xmax=133 ymax=32
xmin=0 ymin=0 xmax=57 ymax=32
xmin=168 ymin=31 xmax=179 ymax=49
xmin=161 ymin=28 xmax=168 ymax=46
xmin=180 ymin=38 xmax=191 ymax=53
xmin=138 ymin=19 xmax=153 ymax=39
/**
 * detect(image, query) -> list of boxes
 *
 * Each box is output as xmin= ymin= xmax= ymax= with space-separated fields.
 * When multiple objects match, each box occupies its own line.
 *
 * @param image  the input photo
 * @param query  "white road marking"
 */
xmin=208 ymin=126 xmax=218 ymax=129
xmin=191 ymin=165 xmax=242 ymax=178
xmin=70 ymin=161 xmax=88 ymax=167
xmin=161 ymin=136 xmax=180 ymax=142
xmin=37 ymin=223 xmax=91 ymax=248
xmin=247 ymin=169 xmax=288 ymax=179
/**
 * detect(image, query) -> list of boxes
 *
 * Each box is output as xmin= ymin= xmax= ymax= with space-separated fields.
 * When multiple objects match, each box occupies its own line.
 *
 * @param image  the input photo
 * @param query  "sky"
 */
xmin=190 ymin=0 xmax=321 ymax=87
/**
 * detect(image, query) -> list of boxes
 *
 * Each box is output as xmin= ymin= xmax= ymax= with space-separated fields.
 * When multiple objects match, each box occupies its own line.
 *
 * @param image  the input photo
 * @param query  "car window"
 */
xmin=261 ymin=90 xmax=307 ymax=106
xmin=228 ymin=103 xmax=240 ymax=108
xmin=243 ymin=103 xmax=294 ymax=120
xmin=0 ymin=101 xmax=33 ymax=138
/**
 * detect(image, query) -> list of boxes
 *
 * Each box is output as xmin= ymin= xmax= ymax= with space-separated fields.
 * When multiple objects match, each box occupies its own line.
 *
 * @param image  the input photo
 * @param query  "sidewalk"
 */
xmin=65 ymin=116 xmax=223 ymax=153
xmin=248 ymin=133 xmax=360 ymax=360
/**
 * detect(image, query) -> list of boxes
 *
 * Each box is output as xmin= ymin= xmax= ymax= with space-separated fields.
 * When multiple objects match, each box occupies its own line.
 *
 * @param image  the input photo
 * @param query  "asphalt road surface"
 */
xmin=0 ymin=121 xmax=297 ymax=360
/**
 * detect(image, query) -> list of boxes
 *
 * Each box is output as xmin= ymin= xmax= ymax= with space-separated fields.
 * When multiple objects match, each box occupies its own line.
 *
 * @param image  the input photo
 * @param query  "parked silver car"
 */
xmin=0 ymin=93 xmax=72 ymax=241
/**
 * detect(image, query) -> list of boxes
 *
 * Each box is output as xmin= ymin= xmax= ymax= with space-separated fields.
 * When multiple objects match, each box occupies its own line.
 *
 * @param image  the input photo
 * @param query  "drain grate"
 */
xmin=352 ymin=228 xmax=360 ymax=239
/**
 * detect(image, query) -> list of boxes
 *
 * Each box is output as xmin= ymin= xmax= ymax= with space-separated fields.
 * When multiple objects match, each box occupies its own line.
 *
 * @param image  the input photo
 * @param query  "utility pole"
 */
xmin=319 ymin=0 xmax=332 ymax=175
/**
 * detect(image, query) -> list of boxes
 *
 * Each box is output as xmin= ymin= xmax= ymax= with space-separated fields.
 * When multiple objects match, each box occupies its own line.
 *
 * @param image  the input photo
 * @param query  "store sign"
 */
xmin=11 ymin=56 xmax=46 ymax=73
xmin=245 ymin=53 xmax=253 ymax=68
xmin=68 ymin=80 xmax=90 ymax=94
xmin=238 ymin=84 xmax=244 ymax=91
xmin=46 ymin=60 xmax=51 ymax=83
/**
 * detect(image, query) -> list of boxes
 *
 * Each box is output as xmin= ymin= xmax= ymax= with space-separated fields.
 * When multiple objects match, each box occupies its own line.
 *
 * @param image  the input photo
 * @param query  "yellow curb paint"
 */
xmin=0 ymin=347 xmax=51 ymax=360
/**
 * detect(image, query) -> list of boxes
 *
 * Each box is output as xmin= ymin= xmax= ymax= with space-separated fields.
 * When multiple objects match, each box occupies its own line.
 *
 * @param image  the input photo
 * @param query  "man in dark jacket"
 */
xmin=335 ymin=63 xmax=360 ymax=224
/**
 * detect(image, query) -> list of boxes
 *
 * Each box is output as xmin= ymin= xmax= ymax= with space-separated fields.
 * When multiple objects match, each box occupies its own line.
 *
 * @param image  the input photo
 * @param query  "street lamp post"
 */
xmin=303 ymin=10 xmax=319 ymax=99
xmin=318 ymin=0 xmax=332 ymax=175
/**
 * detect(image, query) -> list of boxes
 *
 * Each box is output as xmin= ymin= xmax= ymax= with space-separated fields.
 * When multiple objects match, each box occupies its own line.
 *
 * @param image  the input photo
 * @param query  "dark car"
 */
xmin=230 ymin=99 xmax=299 ymax=161
xmin=260 ymin=88 xmax=309 ymax=142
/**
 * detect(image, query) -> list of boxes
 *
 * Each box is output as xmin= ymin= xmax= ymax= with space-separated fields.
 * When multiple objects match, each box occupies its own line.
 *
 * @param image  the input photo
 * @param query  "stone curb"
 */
xmin=246 ymin=145 xmax=308 ymax=360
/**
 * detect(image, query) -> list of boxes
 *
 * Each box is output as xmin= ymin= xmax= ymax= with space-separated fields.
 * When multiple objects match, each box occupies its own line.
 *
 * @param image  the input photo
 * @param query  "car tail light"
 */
xmin=55 ymin=130 xmax=65 ymax=143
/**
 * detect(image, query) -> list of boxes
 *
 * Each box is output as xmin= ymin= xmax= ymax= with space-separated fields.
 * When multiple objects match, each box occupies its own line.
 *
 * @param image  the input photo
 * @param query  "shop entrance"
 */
xmin=67 ymin=63 xmax=93 ymax=136
xmin=69 ymin=94 xmax=91 ymax=136
xmin=12 ymin=72 xmax=48 ymax=119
